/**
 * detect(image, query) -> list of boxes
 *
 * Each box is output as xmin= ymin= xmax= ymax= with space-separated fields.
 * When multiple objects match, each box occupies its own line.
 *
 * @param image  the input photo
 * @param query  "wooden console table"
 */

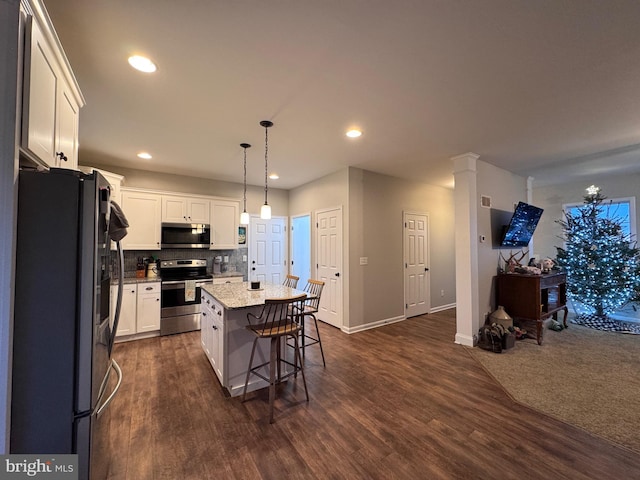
xmin=495 ymin=272 xmax=568 ymax=345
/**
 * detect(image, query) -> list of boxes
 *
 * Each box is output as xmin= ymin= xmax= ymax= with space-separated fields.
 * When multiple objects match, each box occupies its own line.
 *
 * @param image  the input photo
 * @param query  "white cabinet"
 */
xmin=20 ymin=3 xmax=84 ymax=170
xmin=110 ymin=284 xmax=137 ymax=337
xmin=210 ymin=199 xmax=239 ymax=249
xmin=201 ymin=291 xmax=224 ymax=382
xmin=120 ymin=189 xmax=162 ymax=250
xmin=162 ymin=195 xmax=210 ymax=224
xmin=136 ymin=283 xmax=161 ymax=333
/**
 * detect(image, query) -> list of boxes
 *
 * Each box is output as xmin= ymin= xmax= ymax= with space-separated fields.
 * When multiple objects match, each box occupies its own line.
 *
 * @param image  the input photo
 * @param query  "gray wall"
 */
xmin=476 ymin=160 xmax=528 ymax=324
xmin=533 ymin=172 xmax=640 ymax=262
xmin=1 ymin=0 xmax=20 ymax=454
xmin=290 ymin=166 xmax=456 ymax=330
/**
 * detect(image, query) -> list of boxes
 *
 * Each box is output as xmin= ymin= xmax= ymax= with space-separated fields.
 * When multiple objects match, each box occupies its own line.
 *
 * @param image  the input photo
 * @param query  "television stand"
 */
xmin=495 ymin=272 xmax=568 ymax=345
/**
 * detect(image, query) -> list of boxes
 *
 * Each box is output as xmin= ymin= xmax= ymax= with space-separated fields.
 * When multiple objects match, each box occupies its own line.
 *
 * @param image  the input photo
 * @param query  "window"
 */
xmin=562 ymin=196 xmax=637 ymax=239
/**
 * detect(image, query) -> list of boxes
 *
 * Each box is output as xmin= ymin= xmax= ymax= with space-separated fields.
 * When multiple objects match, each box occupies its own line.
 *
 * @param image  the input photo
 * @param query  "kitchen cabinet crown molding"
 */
xmin=121 ymin=186 xmax=241 ymax=203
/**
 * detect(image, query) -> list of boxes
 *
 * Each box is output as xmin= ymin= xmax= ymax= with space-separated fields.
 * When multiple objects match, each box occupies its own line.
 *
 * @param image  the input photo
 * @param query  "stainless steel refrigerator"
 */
xmin=11 ymin=168 xmax=127 ymax=480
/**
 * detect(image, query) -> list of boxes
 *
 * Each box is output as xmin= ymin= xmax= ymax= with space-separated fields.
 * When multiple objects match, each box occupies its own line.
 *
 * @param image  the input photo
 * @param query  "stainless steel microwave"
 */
xmin=161 ymin=223 xmax=211 ymax=249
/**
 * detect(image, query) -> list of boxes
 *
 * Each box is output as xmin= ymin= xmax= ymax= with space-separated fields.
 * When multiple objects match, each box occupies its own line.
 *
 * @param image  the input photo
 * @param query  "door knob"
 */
xmin=425 ymin=267 xmax=429 ymax=272
xmin=252 ymin=267 xmax=256 ymax=271
xmin=335 ymin=272 xmax=340 ymax=277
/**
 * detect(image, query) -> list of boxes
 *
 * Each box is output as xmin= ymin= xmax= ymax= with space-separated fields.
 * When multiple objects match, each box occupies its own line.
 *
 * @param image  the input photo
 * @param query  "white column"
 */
xmin=452 ymin=153 xmax=480 ymax=346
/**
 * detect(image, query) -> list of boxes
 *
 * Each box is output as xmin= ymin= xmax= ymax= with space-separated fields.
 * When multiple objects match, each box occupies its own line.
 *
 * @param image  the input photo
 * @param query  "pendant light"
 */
xmin=239 ymin=143 xmax=251 ymax=225
xmin=260 ymin=120 xmax=273 ymax=219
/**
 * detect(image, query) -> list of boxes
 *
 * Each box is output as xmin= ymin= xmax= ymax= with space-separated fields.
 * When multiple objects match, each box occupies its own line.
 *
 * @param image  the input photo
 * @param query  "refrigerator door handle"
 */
xmin=109 ymin=240 xmax=125 ymax=355
xmin=96 ymin=359 xmax=122 ymax=418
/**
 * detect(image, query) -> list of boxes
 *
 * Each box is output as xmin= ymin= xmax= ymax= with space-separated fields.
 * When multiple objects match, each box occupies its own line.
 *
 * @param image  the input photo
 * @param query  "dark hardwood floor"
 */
xmin=107 ymin=309 xmax=640 ymax=479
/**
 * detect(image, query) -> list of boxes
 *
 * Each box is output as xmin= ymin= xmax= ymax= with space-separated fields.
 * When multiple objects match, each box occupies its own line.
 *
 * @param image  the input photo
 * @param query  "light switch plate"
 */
xmin=360 ymin=257 xmax=368 ymax=265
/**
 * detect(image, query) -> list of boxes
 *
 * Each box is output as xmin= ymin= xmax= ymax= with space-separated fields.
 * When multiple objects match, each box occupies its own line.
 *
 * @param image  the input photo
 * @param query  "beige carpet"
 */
xmin=468 ymin=321 xmax=640 ymax=454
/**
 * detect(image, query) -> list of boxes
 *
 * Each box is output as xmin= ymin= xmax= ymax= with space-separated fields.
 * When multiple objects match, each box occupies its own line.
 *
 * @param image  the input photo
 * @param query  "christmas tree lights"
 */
xmin=555 ymin=186 xmax=640 ymax=318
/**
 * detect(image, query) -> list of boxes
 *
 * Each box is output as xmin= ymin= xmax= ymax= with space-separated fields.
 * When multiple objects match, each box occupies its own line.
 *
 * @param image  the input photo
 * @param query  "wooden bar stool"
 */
xmin=299 ymin=279 xmax=326 ymax=367
xmin=242 ymin=294 xmax=308 ymax=423
xmin=283 ymin=274 xmax=299 ymax=288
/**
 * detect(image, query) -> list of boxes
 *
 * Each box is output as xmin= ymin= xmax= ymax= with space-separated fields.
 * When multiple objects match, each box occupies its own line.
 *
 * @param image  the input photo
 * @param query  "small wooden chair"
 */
xmin=242 ymin=294 xmax=308 ymax=423
xmin=283 ymin=274 xmax=299 ymax=288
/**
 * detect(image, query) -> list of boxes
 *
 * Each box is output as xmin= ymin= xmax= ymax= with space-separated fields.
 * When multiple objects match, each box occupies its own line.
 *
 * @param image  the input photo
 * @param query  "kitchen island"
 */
xmin=200 ymin=282 xmax=306 ymax=396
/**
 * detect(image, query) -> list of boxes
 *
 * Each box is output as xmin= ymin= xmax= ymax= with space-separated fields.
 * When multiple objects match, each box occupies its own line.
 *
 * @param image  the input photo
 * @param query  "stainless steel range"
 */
xmin=160 ymin=259 xmax=213 ymax=335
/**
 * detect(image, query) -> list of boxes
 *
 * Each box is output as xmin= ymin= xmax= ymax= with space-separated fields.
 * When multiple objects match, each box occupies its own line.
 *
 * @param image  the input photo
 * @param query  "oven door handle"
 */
xmin=161 ymin=280 xmax=213 ymax=289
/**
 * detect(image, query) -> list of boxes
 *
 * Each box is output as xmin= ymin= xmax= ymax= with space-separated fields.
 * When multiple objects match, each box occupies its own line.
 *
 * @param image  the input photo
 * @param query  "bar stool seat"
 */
xmin=242 ymin=294 xmax=308 ymax=423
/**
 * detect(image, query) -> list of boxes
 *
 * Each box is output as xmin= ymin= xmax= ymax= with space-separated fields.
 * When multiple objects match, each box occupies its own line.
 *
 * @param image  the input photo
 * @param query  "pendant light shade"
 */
xmin=239 ymin=143 xmax=251 ymax=225
xmin=260 ymin=120 xmax=273 ymax=220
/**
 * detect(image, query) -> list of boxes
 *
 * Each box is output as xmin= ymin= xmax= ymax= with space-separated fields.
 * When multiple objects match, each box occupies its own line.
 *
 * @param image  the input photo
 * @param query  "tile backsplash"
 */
xmin=112 ymin=248 xmax=248 ymax=279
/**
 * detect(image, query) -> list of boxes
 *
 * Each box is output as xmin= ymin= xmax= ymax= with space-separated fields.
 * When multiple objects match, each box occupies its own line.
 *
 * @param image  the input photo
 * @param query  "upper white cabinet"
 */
xmin=162 ymin=195 xmax=210 ymax=224
xmin=210 ymin=199 xmax=239 ymax=250
xmin=120 ymin=189 xmax=162 ymax=250
xmin=20 ymin=0 xmax=84 ymax=170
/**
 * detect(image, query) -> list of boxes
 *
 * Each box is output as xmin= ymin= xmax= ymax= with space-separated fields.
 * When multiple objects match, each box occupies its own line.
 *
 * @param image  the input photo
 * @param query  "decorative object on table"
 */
xmin=541 ymin=257 xmax=555 ymax=273
xmin=259 ymin=120 xmax=273 ymax=219
xmin=555 ymin=186 xmax=640 ymax=327
xmin=239 ymin=143 xmax=251 ymax=225
xmin=250 ymin=281 xmax=261 ymax=290
xmin=499 ymin=249 xmax=528 ymax=273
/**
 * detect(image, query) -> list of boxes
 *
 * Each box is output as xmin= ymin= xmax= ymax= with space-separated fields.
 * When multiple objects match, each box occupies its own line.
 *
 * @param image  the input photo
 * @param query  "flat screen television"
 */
xmin=500 ymin=202 xmax=543 ymax=247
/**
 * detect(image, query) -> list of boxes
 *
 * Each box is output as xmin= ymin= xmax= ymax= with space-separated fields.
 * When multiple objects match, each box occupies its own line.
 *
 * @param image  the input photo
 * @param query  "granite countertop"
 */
xmin=202 ymin=282 xmax=306 ymax=310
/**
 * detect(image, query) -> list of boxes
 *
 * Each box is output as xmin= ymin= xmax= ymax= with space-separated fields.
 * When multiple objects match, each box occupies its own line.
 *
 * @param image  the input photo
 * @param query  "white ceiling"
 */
xmin=44 ymin=0 xmax=640 ymax=190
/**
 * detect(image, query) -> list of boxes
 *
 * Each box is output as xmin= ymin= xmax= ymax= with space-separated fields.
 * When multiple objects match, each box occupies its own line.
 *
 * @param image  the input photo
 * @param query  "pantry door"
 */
xmin=249 ymin=216 xmax=287 ymax=284
xmin=316 ymin=207 xmax=343 ymax=329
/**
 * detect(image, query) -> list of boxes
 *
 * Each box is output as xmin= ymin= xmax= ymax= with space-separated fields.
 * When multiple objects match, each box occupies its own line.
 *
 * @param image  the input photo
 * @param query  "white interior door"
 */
xmin=404 ymin=212 xmax=430 ymax=317
xmin=249 ymin=216 xmax=287 ymax=284
xmin=290 ymin=214 xmax=311 ymax=288
xmin=316 ymin=207 xmax=343 ymax=328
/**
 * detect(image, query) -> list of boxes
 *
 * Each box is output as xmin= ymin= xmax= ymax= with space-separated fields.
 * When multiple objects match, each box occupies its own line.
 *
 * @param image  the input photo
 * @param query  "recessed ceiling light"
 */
xmin=128 ymin=55 xmax=157 ymax=73
xmin=346 ymin=129 xmax=362 ymax=138
xmin=269 ymin=173 xmax=279 ymax=180
xmin=137 ymin=152 xmax=152 ymax=159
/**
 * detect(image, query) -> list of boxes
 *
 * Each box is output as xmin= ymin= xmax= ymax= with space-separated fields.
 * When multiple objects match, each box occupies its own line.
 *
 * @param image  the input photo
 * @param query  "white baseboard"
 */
xmin=342 ymin=315 xmax=406 ymax=334
xmin=454 ymin=332 xmax=474 ymax=347
xmin=430 ymin=303 xmax=456 ymax=313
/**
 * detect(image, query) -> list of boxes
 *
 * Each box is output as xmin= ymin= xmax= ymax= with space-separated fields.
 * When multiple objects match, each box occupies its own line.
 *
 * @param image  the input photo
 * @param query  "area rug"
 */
xmin=467 ymin=322 xmax=640 ymax=454
xmin=572 ymin=313 xmax=640 ymax=334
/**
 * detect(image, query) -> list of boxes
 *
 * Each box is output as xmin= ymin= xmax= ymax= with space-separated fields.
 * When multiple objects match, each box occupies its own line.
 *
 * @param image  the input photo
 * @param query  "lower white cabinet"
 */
xmin=110 ymin=284 xmax=137 ymax=336
xmin=111 ymin=282 xmax=161 ymax=339
xmin=136 ymin=283 xmax=161 ymax=333
xmin=201 ymin=292 xmax=224 ymax=382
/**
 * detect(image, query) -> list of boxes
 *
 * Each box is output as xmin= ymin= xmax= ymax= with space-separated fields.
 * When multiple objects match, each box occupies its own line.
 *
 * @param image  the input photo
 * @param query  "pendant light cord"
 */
xmin=243 ymin=147 xmax=247 ymax=212
xmin=264 ymin=125 xmax=269 ymax=205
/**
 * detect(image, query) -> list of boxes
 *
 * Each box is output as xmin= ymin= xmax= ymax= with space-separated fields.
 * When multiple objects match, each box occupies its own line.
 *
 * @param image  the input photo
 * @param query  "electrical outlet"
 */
xmin=440 ymin=289 xmax=445 ymax=297
xmin=360 ymin=257 xmax=368 ymax=265
xmin=242 ymin=255 xmax=247 ymax=262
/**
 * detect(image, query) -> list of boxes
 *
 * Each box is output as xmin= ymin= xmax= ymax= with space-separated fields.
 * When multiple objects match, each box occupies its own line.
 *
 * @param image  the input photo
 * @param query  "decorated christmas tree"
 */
xmin=555 ymin=186 xmax=640 ymax=319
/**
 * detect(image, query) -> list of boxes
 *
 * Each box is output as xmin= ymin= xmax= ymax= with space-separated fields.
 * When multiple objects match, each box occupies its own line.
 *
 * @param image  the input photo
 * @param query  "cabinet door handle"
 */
xmin=56 ymin=151 xmax=68 ymax=162
xmin=212 ymin=325 xmax=218 ymax=330
xmin=146 ymin=286 xmax=153 ymax=290
xmin=202 ymin=312 xmax=207 ymax=316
